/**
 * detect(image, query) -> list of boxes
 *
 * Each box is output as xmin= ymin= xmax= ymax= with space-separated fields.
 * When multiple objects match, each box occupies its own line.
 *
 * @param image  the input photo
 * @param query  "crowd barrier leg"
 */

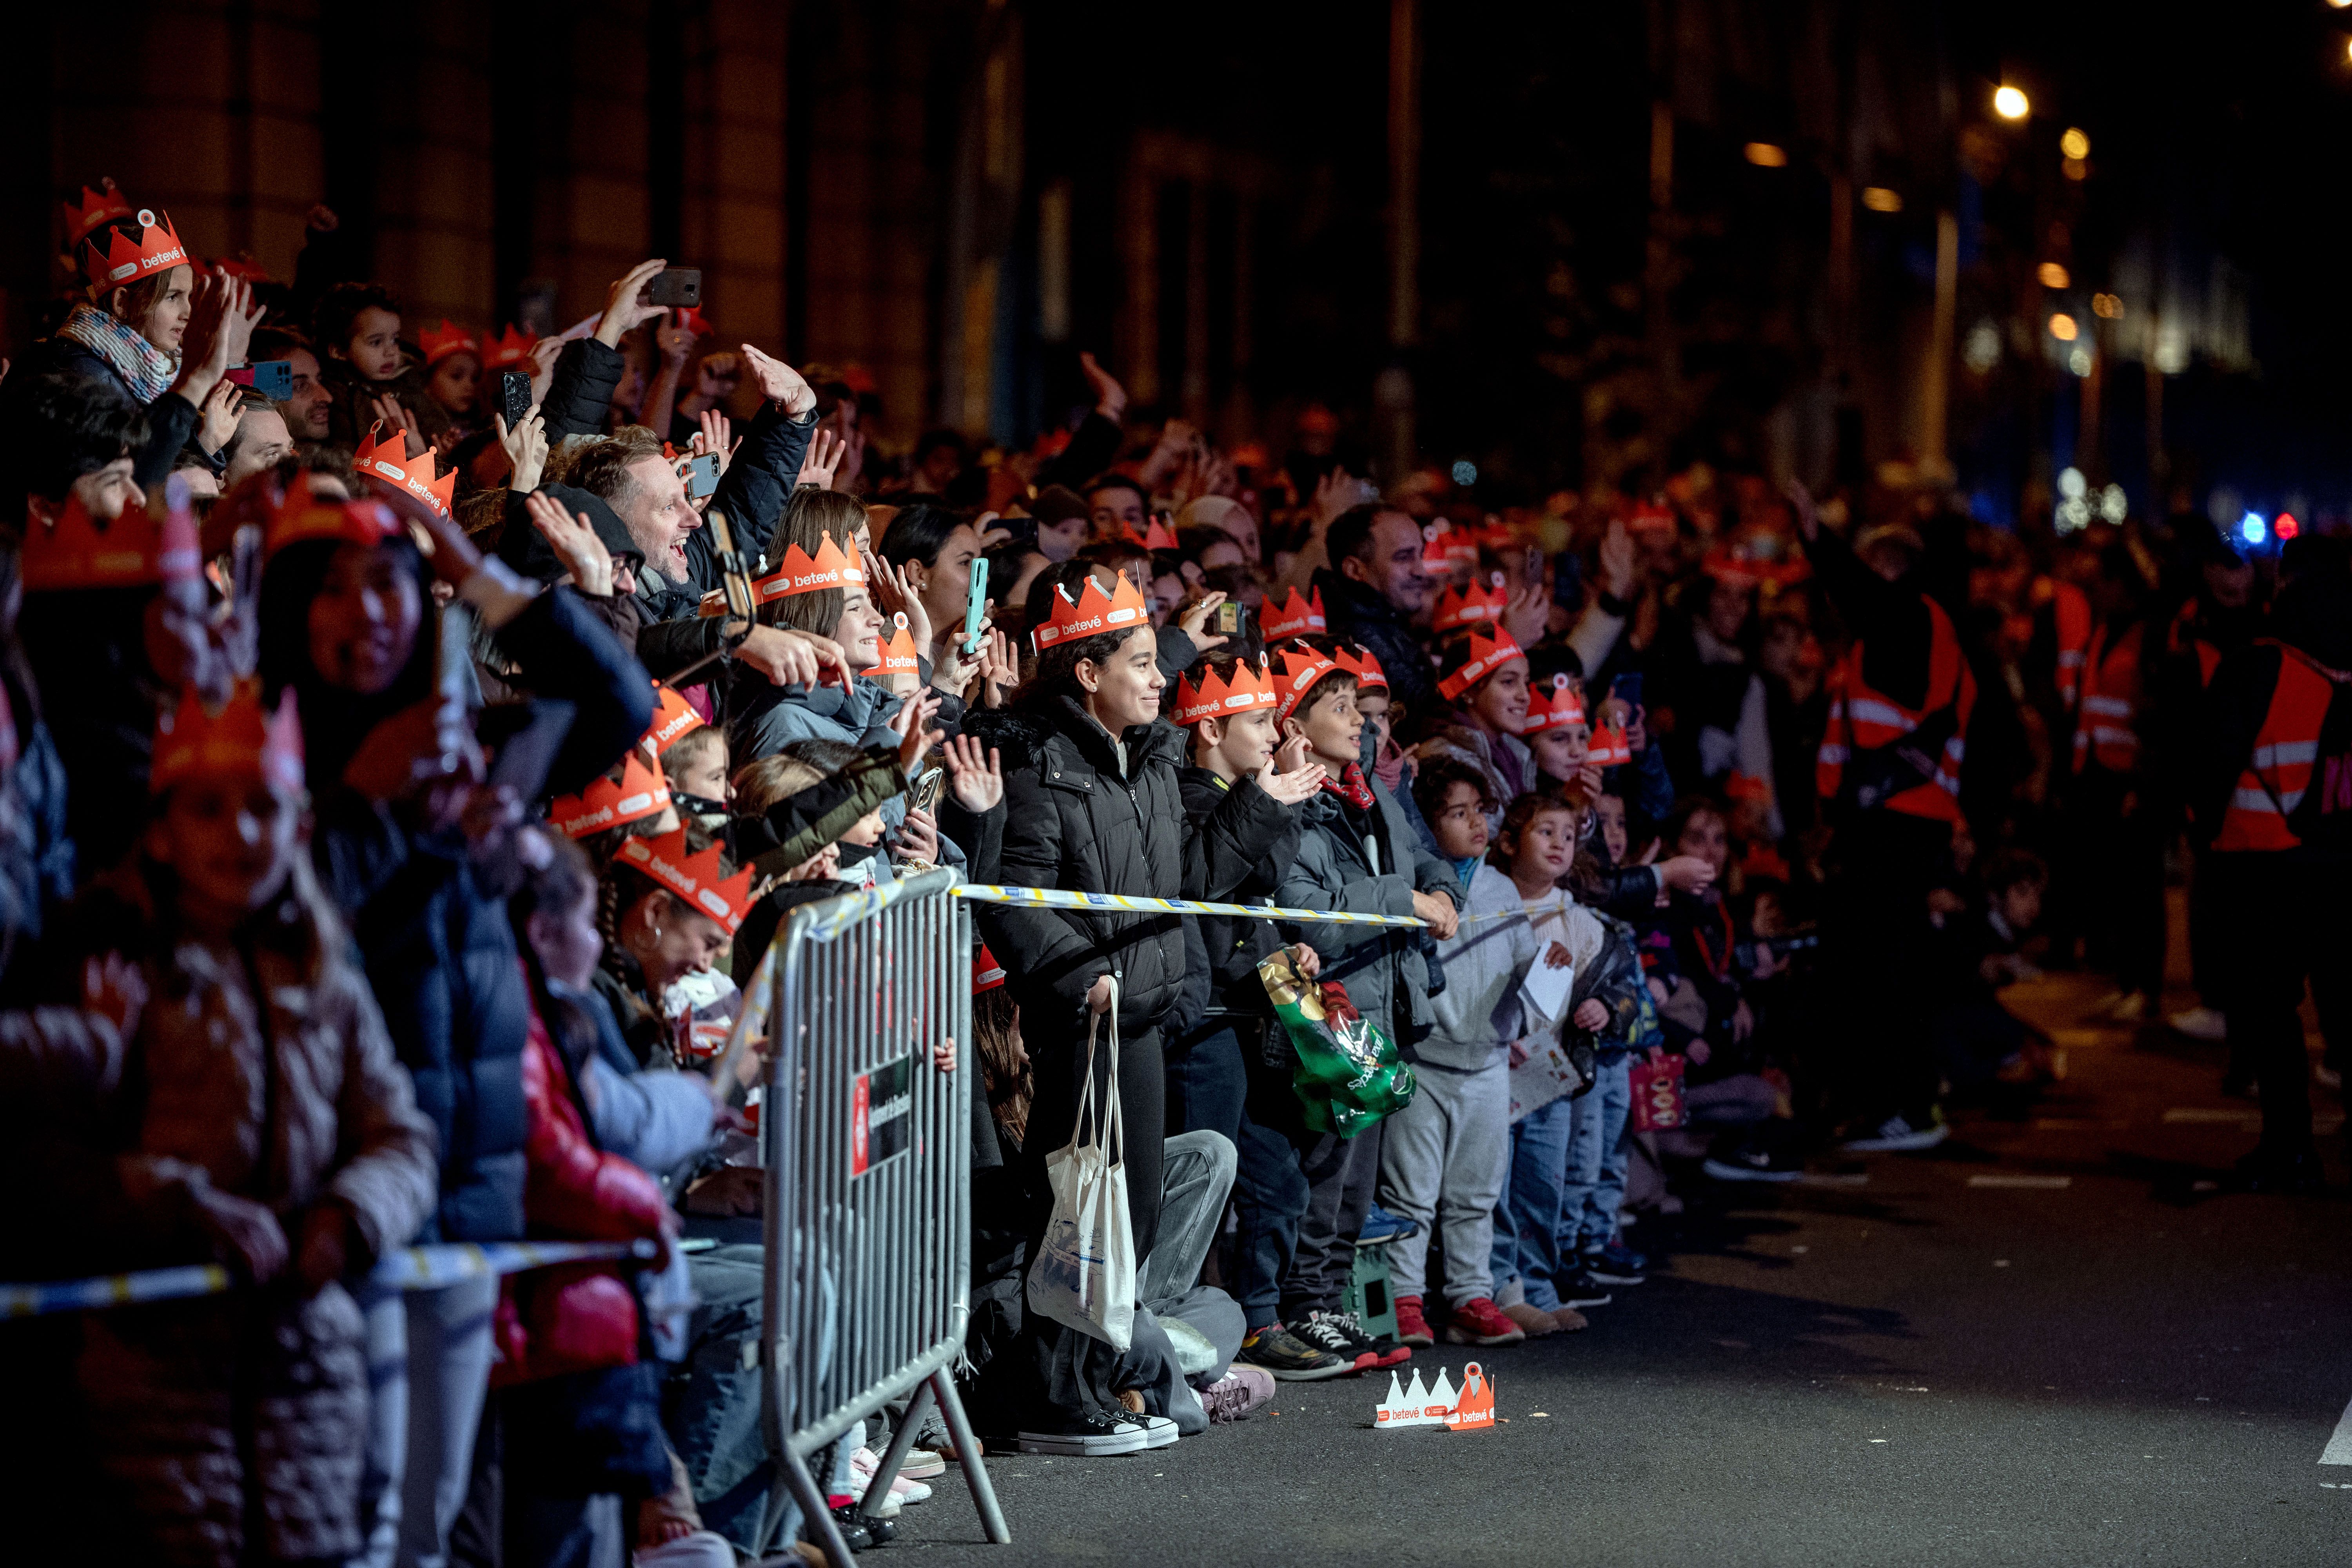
xmin=931 ymin=1367 xmax=1011 ymax=1544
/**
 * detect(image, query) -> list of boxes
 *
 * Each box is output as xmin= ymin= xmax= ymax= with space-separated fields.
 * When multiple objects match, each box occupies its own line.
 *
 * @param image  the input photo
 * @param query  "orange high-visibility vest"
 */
xmin=1816 ymin=596 xmax=1976 ymax=822
xmin=2046 ymin=578 xmax=2092 ymax=713
xmin=2167 ymin=600 xmax=2221 ymax=690
xmin=2210 ymin=642 xmax=2334 ymax=852
xmin=2071 ymin=621 xmax=2143 ymax=776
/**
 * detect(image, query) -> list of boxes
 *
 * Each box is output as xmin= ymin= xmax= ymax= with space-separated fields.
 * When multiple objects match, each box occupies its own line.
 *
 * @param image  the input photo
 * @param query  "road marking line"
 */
xmin=2320 ymin=1397 xmax=2352 ymax=1466
xmin=1967 ymin=1174 xmax=2072 ymax=1189
xmin=2164 ymin=1108 xmax=2257 ymax=1124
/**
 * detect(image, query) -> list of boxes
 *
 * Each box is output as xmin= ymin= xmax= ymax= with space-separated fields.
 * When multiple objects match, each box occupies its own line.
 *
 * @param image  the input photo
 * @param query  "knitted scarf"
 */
xmin=59 ymin=302 xmax=178 ymax=405
xmin=1321 ymin=761 xmax=1376 ymax=810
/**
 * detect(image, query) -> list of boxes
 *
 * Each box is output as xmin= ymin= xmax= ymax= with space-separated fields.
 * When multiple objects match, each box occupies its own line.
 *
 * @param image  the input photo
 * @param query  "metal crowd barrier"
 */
xmin=756 ymin=867 xmax=1007 ymax=1566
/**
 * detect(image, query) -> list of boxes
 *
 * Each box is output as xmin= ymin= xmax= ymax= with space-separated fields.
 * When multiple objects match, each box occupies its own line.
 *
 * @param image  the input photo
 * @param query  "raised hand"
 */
xmin=1078 ymin=350 xmax=1127 ymax=421
xmin=889 ymin=688 xmax=946 ymax=773
xmin=739 ymin=344 xmax=816 ymax=417
xmin=797 ymin=427 xmax=845 ymax=490
xmin=1598 ymin=516 xmax=1636 ymax=598
xmin=196 ymin=377 xmax=242 ymax=456
xmin=494 ymin=405 xmax=549 ymax=491
xmin=1254 ymin=757 xmax=1327 ymax=805
xmin=1176 ymin=589 xmax=1229 ymax=651
xmin=944 ymin=734 xmax=1004 ymax=812
xmin=861 ymin=546 xmax=933 ymax=648
xmin=1783 ymin=479 xmax=1819 ymax=543
xmin=524 ymin=491 xmax=613 ymax=595
xmin=597 ymin=259 xmax=669 ymax=347
xmin=656 ymin=308 xmax=697 ymax=367
xmin=697 ymin=407 xmax=736 ymax=477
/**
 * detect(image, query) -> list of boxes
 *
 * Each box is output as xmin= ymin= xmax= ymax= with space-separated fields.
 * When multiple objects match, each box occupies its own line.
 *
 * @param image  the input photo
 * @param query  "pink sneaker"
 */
xmin=1201 ymin=1365 xmax=1275 ymax=1423
xmin=1442 ymin=1296 xmax=1528 ymax=1346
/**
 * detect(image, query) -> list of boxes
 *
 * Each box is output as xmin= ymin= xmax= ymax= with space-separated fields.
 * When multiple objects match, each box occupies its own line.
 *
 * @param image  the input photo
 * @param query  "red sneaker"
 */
xmin=1442 ymin=1296 xmax=1528 ymax=1347
xmin=1392 ymin=1294 xmax=1435 ymax=1346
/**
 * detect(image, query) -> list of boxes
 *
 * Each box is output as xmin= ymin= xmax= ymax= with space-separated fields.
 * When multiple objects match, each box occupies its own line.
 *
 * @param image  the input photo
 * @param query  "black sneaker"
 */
xmin=828 ymin=1504 xmax=896 ymax=1547
xmin=1014 ymin=1409 xmax=1149 ymax=1455
xmin=1291 ymin=1310 xmax=1377 ymax=1371
xmin=1555 ymin=1269 xmax=1614 ymax=1310
xmin=1235 ymin=1323 xmax=1351 ymax=1381
xmin=1327 ymin=1305 xmax=1412 ymax=1366
xmin=1581 ymin=1249 xmax=1646 ymax=1287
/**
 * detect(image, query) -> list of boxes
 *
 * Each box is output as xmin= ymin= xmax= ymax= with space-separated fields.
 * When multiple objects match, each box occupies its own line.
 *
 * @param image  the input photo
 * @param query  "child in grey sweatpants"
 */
xmin=1377 ymin=858 xmax=1560 ymax=1347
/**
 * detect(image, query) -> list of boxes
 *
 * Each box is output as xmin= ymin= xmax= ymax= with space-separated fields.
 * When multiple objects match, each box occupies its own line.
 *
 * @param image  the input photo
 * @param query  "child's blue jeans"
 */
xmin=1555 ymin=1052 xmax=1632 ymax=1261
xmin=1489 ymin=1094 xmax=1573 ymax=1311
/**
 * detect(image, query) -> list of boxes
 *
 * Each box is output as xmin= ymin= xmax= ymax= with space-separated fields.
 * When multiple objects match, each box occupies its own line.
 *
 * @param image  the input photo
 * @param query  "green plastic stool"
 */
xmin=1342 ymin=1239 xmax=1399 ymax=1342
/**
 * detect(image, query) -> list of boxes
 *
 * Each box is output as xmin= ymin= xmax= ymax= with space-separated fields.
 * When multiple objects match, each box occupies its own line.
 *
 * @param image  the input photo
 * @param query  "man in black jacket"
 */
xmin=1313 ymin=503 xmax=1437 ymax=717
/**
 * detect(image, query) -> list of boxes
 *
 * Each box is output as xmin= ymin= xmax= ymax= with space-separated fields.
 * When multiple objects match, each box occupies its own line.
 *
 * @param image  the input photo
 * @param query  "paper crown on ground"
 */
xmin=1436 ymin=628 xmax=1526 ymax=702
xmin=1590 ymin=717 xmax=1633 ymax=767
xmin=80 ymin=207 xmax=190 ymax=293
xmin=22 ymin=487 xmax=200 ymax=593
xmin=548 ymin=754 xmax=672 ymax=839
xmin=1270 ymin=642 xmax=1343 ymax=723
xmin=645 ymin=682 xmax=704 ymax=754
xmin=1121 ymin=516 xmax=1180 ymax=552
xmin=263 ymin=473 xmax=400 ymax=558
xmin=1174 ymin=657 xmax=1278 ymax=726
xmin=1432 ymin=572 xmax=1509 ymax=634
xmin=1035 ymin=571 xmax=1150 ymax=649
xmin=1519 ymin=672 xmax=1587 ymax=735
xmin=62 ymin=183 xmax=136 ymax=245
xmin=1376 ymin=1363 xmax=1491 ymax=1431
xmin=483 ymin=324 xmax=539 ymax=370
xmin=152 ymin=680 xmax=305 ymax=796
xmin=753 ymin=535 xmax=865 ymax=601
xmin=354 ymin=423 xmax=456 ymax=515
xmin=617 ymin=827 xmax=755 ymax=935
xmin=877 ymin=612 xmax=922 ymax=678
xmin=1258 ymin=585 xmax=1326 ymax=641
xmin=1331 ymin=643 xmax=1388 ymax=693
xmin=419 ymin=320 xmax=480 ymax=366
xmin=974 ymin=943 xmax=1007 ymax=993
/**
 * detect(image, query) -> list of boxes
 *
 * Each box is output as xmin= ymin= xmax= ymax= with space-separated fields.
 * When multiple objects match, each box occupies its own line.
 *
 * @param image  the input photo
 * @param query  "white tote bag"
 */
xmin=1025 ymin=979 xmax=1137 ymax=1350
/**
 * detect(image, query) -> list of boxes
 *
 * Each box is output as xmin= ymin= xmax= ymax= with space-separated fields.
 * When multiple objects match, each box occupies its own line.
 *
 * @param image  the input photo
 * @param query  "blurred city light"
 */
xmin=2068 ymin=346 xmax=2093 ymax=376
xmin=1994 ymin=85 xmax=2030 ymax=120
xmin=2049 ymin=313 xmax=2079 ymax=341
xmin=2038 ymin=262 xmax=2071 ymax=289
xmin=2063 ymin=157 xmax=2087 ymax=181
xmin=1861 ymin=187 xmax=1903 ymax=212
xmin=2100 ymin=484 xmax=2129 ymax=524
xmin=2241 ymin=513 xmax=2268 ymax=545
xmin=1451 ymin=460 xmax=1478 ymax=486
xmin=2058 ymin=468 xmax=2087 ymax=499
xmin=2060 ymin=128 xmax=2091 ymax=160
xmin=2276 ymin=513 xmax=2301 ymax=540
xmin=1963 ymin=321 xmax=2002 ymax=372
xmin=1744 ymin=142 xmax=1789 ymax=167
xmin=2091 ymin=293 xmax=2123 ymax=319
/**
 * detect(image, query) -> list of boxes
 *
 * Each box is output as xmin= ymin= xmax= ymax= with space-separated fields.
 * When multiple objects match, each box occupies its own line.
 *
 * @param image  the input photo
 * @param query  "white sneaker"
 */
xmin=849 ymin=1448 xmax=934 ymax=1504
xmin=1135 ymin=1414 xmax=1180 ymax=1449
xmin=2167 ymin=1005 xmax=2227 ymax=1042
xmin=1842 ymin=1114 xmax=1949 ymax=1153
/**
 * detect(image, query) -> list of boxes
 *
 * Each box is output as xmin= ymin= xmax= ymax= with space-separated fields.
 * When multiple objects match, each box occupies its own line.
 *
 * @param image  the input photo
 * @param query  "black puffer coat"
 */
xmin=971 ymin=697 xmax=1196 ymax=1036
xmin=1177 ymin=766 xmax=1302 ymax=1018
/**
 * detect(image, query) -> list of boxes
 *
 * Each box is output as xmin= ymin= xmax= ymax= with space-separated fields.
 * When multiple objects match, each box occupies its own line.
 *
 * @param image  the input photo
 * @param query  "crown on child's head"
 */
xmin=1332 ymin=643 xmax=1388 ymax=694
xmin=1421 ymin=519 xmax=1481 ymax=572
xmin=1121 ymin=516 xmax=1180 ymax=552
xmin=419 ymin=320 xmax=480 ymax=367
xmin=21 ymin=487 xmax=194 ymax=594
xmin=974 ymin=943 xmax=1007 ymax=993
xmin=1174 ymin=657 xmax=1278 ymax=727
xmin=645 ymin=682 xmax=703 ymax=754
xmin=483 ymin=325 xmax=539 ymax=370
xmin=877 ymin=612 xmax=923 ymax=679
xmin=354 ymin=423 xmax=456 ymax=515
xmin=62 ymin=183 xmax=135 ymax=245
xmin=210 ymin=256 xmax=270 ymax=286
xmin=1269 ymin=641 xmax=1344 ymax=723
xmin=1435 ymin=628 xmax=1526 ymax=702
xmin=617 ymin=827 xmax=755 ymax=935
xmin=753 ymin=535 xmax=865 ymax=601
xmin=152 ymin=679 xmax=305 ymax=796
xmin=548 ymin=754 xmax=672 ymax=839
xmin=1258 ymin=585 xmax=1326 ymax=641
xmin=1432 ymin=571 xmax=1509 ymax=634
xmin=675 ymin=305 xmax=713 ymax=338
xmin=1518 ymin=672 xmax=1587 ymax=735
xmin=262 ymin=473 xmax=400 ymax=559
xmin=1590 ymin=717 xmax=1633 ymax=766
xmin=1035 ymin=571 xmax=1149 ymax=650
xmin=80 ymin=208 xmax=189 ymax=294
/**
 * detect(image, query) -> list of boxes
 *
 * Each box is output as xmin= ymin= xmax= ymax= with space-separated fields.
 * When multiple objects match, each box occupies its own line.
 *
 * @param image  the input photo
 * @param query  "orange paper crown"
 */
xmin=617 ymin=827 xmax=755 ymax=935
xmin=1270 ymin=642 xmax=1344 ymax=723
xmin=974 ymin=942 xmax=1007 ymax=992
xmin=1035 ymin=571 xmax=1150 ymax=649
xmin=1432 ymin=572 xmax=1509 ymax=634
xmin=80 ymin=207 xmax=189 ymax=293
xmin=1421 ymin=520 xmax=1479 ymax=571
xmin=1519 ymin=672 xmax=1587 ymax=735
xmin=419 ymin=320 xmax=481 ymax=366
xmin=877 ymin=612 xmax=923 ymax=678
xmin=752 ymin=535 xmax=866 ymax=601
xmin=1332 ymin=643 xmax=1388 ymax=693
xmin=1590 ymin=718 xmax=1633 ymax=767
xmin=1122 ymin=516 xmax=1180 ymax=552
xmin=645 ymin=682 xmax=704 ymax=754
xmin=1258 ymin=586 xmax=1326 ymax=641
xmin=548 ymin=754 xmax=672 ymax=839
xmin=62 ymin=183 xmax=135 ymax=245
xmin=674 ymin=305 xmax=713 ymax=338
xmin=483 ymin=325 xmax=539 ymax=370
xmin=152 ymin=680 xmax=305 ymax=796
xmin=1173 ymin=657 xmax=1278 ymax=726
xmin=354 ymin=423 xmax=457 ymax=515
xmin=21 ymin=492 xmax=190 ymax=594
xmin=209 ymin=255 xmax=271 ymax=286
xmin=1626 ymin=499 xmax=1677 ymax=537
xmin=1436 ymin=628 xmax=1526 ymax=702
xmin=263 ymin=474 xmax=400 ymax=558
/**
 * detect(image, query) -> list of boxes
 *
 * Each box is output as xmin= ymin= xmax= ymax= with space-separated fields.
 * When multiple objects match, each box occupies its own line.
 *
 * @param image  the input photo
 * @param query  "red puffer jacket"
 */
xmin=492 ymin=1000 xmax=671 ymax=1385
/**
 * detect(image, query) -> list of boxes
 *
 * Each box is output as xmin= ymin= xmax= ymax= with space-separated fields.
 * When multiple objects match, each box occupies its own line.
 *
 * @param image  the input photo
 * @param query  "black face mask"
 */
xmin=674 ymin=789 xmax=727 ymax=819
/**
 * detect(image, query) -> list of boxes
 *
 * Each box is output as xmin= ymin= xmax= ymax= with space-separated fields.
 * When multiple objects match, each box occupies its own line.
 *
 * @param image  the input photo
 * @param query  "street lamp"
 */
xmin=1994 ymin=85 xmax=2030 ymax=120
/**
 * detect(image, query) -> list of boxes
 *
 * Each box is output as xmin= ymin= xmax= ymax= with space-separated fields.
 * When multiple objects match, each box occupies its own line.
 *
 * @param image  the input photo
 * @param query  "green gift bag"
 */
xmin=1259 ymin=950 xmax=1417 ymax=1138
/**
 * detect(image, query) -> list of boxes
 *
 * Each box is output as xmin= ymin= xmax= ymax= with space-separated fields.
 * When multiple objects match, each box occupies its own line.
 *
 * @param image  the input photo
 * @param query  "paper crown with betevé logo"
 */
xmin=23 ymin=483 xmax=201 ymax=594
xmin=1257 ymin=586 xmax=1327 ymax=642
xmin=1269 ymin=641 xmax=1345 ymax=723
xmin=752 ymin=535 xmax=865 ymax=601
xmin=617 ymin=827 xmax=755 ymax=936
xmin=1518 ymin=672 xmax=1588 ymax=735
xmin=1120 ymin=516 xmax=1180 ymax=552
xmin=1331 ymin=643 xmax=1388 ymax=694
xmin=152 ymin=680 xmax=305 ymax=797
xmin=62 ymin=183 xmax=136 ymax=245
xmin=1173 ymin=657 xmax=1278 ymax=726
xmin=644 ymin=682 xmax=704 ymax=754
xmin=78 ymin=207 xmax=188 ymax=292
xmin=354 ymin=424 xmax=456 ymax=515
xmin=1432 ymin=572 xmax=1509 ymax=634
xmin=877 ymin=612 xmax=923 ymax=679
xmin=1436 ymin=628 xmax=1526 ymax=702
xmin=548 ymin=753 xmax=672 ymax=839
xmin=1034 ymin=572 xmax=1150 ymax=649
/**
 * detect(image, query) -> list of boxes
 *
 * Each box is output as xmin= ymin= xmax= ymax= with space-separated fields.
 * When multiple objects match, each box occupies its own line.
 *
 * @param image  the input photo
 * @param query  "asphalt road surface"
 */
xmin=879 ymin=971 xmax=2348 ymax=1567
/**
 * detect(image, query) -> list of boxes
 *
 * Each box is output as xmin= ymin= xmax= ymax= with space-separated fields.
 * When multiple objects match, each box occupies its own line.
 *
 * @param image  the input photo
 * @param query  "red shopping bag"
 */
xmin=1627 ymin=1047 xmax=1686 ymax=1131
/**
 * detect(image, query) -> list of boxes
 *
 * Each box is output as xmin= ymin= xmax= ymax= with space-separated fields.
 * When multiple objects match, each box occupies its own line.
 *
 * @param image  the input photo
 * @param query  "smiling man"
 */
xmin=571 ymin=425 xmax=699 ymax=596
xmin=1312 ymin=503 xmax=1437 ymax=715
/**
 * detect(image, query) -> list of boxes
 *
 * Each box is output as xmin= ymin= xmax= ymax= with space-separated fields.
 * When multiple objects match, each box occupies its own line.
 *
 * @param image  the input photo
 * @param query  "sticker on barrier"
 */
xmin=851 ymin=1053 xmax=917 ymax=1176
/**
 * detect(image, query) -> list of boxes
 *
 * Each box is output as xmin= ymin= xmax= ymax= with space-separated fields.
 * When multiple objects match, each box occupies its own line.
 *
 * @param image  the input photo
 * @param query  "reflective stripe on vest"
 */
xmin=1815 ymin=596 xmax=1975 ymax=821
xmin=2050 ymin=579 xmax=2091 ymax=712
xmin=2210 ymin=645 xmax=2334 ymax=852
xmin=2070 ymin=621 xmax=2143 ymax=775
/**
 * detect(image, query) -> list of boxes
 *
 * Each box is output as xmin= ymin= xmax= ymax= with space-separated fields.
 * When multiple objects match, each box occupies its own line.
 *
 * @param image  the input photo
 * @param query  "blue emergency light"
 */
xmin=2240 ymin=513 xmax=2268 ymax=546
